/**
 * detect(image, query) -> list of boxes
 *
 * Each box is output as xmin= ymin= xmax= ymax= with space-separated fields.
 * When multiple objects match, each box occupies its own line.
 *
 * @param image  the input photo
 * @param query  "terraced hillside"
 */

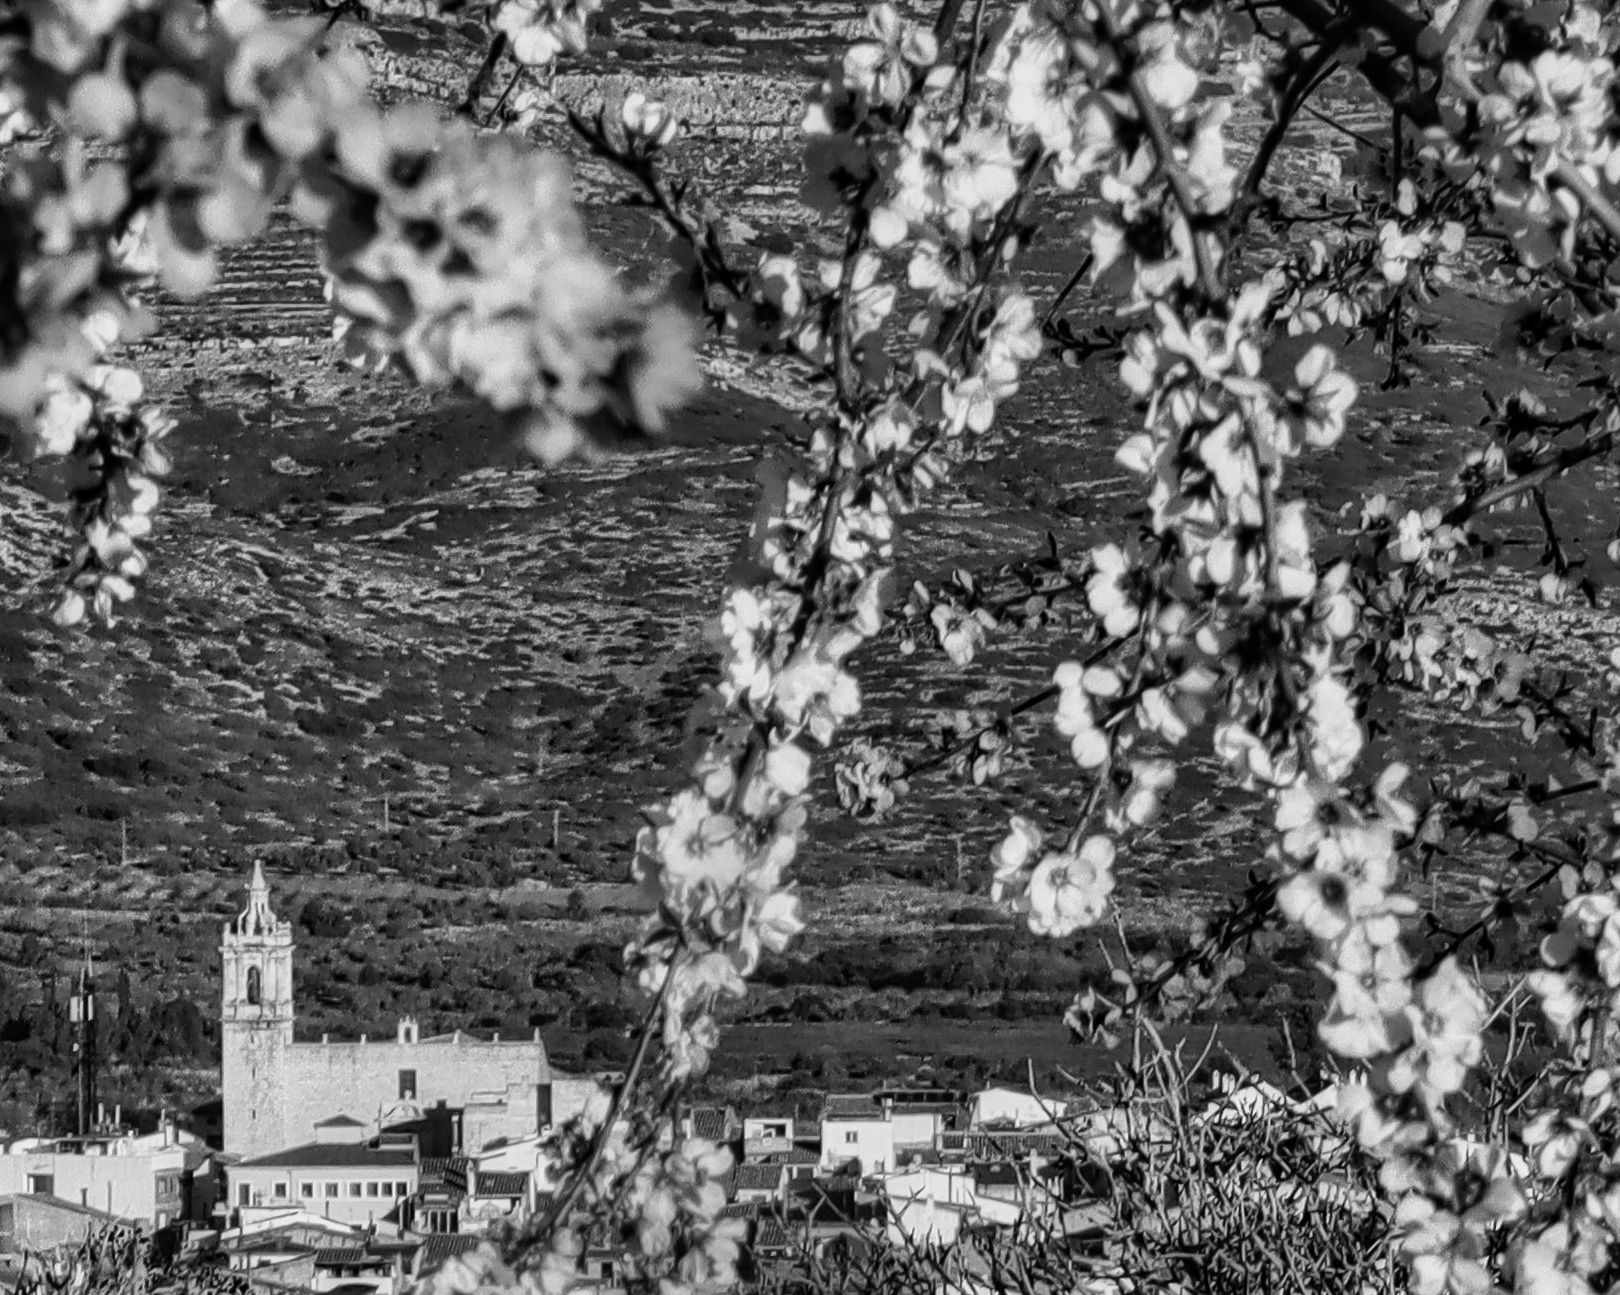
xmin=1 ymin=0 xmax=1616 ymax=1122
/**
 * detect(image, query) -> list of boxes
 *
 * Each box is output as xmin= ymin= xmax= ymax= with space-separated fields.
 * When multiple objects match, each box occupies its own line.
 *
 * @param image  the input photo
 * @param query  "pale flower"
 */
xmin=1003 ymin=23 xmax=1075 ymax=154
xmin=940 ymin=126 xmax=1019 ymax=231
xmin=1377 ymin=220 xmax=1426 ymax=284
xmin=1318 ymin=928 xmax=1413 ymax=1058
xmin=842 ymin=2 xmax=937 ymax=107
xmin=34 ymin=383 xmax=93 ymax=457
xmin=621 ymin=90 xmax=677 ymax=148
xmin=1392 ymin=509 xmax=1434 ymax=565
xmin=654 ymin=791 xmax=748 ymax=892
xmin=735 ymin=891 xmax=804 ymax=975
xmin=1027 ymin=837 xmax=1116 ymax=937
xmin=1278 ymin=846 xmax=1412 ymax=945
xmin=719 ymin=586 xmax=776 ymax=707
xmin=1387 ymin=957 xmax=1486 ymax=1105
xmin=1305 ymin=675 xmax=1363 ymax=784
xmin=930 ymin=603 xmax=989 ymax=666
xmin=1285 ymin=345 xmax=1356 ymax=449
xmin=764 ymin=741 xmax=812 ymax=797
xmin=1087 ymin=544 xmax=1141 ymax=638
xmin=1274 ymin=777 xmax=1334 ymax=858
xmin=1113 ymin=757 xmax=1175 ymax=829
xmin=755 ymin=254 xmax=805 ymax=321
xmin=1137 ymin=38 xmax=1198 ymax=112
xmin=990 ymin=815 xmax=1044 ymax=902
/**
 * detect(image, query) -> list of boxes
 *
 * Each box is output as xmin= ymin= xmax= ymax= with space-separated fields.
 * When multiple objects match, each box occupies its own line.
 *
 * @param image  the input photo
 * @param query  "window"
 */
xmin=844 ymin=1132 xmax=858 ymax=1144
xmin=272 ymin=1182 xmax=287 ymax=1199
xmin=26 ymin=1175 xmax=52 ymax=1196
xmin=366 ymin=1181 xmax=379 ymax=1197
xmin=246 ymin=966 xmax=261 ymax=1006
xmin=300 ymin=1182 xmax=314 ymax=1199
xmin=238 ymin=1185 xmax=250 ymax=1206
xmin=348 ymin=1183 xmax=363 ymax=1198
xmin=396 ymin=1181 xmax=410 ymax=1198
xmin=399 ymin=1069 xmax=417 ymax=1100
xmin=325 ymin=1183 xmax=339 ymax=1198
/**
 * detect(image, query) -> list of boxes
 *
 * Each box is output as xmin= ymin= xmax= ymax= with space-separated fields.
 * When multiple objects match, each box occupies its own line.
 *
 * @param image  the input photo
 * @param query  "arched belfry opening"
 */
xmin=221 ymin=860 xmax=293 ymax=1026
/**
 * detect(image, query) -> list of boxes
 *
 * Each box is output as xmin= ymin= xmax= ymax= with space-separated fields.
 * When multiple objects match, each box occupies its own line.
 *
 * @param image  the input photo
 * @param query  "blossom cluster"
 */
xmin=0 ymin=0 xmax=696 ymax=615
xmin=1439 ymin=1 xmax=1620 ymax=270
xmin=1265 ymin=189 xmax=1469 ymax=341
xmin=944 ymin=3 xmax=1620 ymax=1291
xmin=296 ymin=102 xmax=701 ymax=464
xmin=491 ymin=0 xmax=601 ymax=70
xmin=617 ymin=0 xmax=1055 ymax=1180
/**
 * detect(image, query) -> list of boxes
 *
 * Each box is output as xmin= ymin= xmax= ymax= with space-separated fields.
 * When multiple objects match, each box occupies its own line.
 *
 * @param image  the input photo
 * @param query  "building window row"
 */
xmin=247 ymin=1179 xmax=411 ymax=1205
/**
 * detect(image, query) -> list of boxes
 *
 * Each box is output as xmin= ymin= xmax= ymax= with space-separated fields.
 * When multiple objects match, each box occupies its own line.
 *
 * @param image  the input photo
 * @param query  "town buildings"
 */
xmin=0 ymin=1122 xmax=216 ymax=1228
xmin=0 ymin=861 xmax=1422 ymax=1293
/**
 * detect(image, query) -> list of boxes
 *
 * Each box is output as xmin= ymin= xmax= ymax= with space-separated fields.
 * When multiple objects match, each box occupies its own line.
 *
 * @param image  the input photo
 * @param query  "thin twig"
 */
xmin=523 ymin=967 xmax=675 ymax=1243
xmin=458 ymin=32 xmax=509 ymax=118
xmin=1041 ymin=253 xmax=1095 ymax=331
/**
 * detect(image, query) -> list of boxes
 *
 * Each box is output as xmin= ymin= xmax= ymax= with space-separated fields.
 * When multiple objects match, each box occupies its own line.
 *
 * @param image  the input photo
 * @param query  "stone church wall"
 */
xmin=281 ymin=1037 xmax=548 ymax=1147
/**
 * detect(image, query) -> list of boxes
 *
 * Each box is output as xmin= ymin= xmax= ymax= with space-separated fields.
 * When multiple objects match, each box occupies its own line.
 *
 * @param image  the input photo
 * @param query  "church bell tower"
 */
xmin=220 ymin=861 xmax=293 ymax=1160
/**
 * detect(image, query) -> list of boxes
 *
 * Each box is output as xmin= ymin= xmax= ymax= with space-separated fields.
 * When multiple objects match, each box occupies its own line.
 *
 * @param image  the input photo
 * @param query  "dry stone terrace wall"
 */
xmin=138 ymin=10 xmax=1382 ymax=386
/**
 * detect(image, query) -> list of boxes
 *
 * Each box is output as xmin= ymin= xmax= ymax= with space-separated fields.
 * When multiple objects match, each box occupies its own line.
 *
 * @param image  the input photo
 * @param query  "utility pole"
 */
xmin=69 ymin=932 xmax=96 ymax=1137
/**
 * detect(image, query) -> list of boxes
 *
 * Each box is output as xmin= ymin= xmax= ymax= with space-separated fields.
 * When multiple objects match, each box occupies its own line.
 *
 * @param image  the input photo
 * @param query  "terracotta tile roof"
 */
xmin=689 ymin=1108 xmax=732 ymax=1141
xmin=419 ymin=1157 xmax=470 ymax=1187
xmin=733 ymin=1164 xmax=784 ymax=1191
xmin=473 ymin=1172 xmax=529 ymax=1197
xmin=887 ymin=1103 xmax=955 ymax=1117
xmin=761 ymin=1148 xmax=819 ymax=1164
xmin=312 ymin=1248 xmax=373 ymax=1266
xmin=233 ymin=1238 xmax=310 ymax=1256
xmin=416 ymin=1235 xmax=483 ymax=1274
xmin=940 ymin=1131 xmax=1065 ymax=1154
xmin=753 ymin=1218 xmax=789 ymax=1251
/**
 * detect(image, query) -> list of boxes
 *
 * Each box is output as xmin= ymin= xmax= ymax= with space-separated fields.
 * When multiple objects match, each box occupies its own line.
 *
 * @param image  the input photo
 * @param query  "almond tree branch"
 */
xmin=1239 ymin=40 xmax=1342 ymax=212
xmin=1089 ymin=0 xmax=1221 ymax=302
xmin=1440 ymin=428 xmax=1617 ymax=527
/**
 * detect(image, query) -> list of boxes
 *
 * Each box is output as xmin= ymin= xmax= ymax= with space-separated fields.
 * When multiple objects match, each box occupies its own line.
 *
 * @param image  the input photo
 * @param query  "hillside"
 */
xmin=1 ymin=0 xmax=1616 ymax=1128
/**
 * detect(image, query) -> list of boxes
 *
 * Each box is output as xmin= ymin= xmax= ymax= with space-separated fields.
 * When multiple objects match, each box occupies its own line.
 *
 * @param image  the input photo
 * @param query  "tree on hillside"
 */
xmin=11 ymin=0 xmax=1620 ymax=1289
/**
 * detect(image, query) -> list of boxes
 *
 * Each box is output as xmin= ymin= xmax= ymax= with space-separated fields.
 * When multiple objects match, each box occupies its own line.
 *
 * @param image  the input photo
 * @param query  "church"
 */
xmin=220 ymin=863 xmax=593 ymax=1163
